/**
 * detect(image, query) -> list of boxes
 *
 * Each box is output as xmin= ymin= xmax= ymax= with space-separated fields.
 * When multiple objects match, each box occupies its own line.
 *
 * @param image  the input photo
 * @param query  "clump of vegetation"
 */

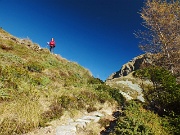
xmin=88 ymin=77 xmax=125 ymax=105
xmin=98 ymin=118 xmax=112 ymax=128
xmin=111 ymin=100 xmax=170 ymax=135
xmin=25 ymin=61 xmax=45 ymax=73
xmin=41 ymin=101 xmax=64 ymax=126
xmin=134 ymin=66 xmax=180 ymax=134
xmin=134 ymin=66 xmax=180 ymax=115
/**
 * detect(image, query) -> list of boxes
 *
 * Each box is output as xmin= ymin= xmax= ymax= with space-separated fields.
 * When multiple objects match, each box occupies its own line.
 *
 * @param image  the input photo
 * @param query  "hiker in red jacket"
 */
xmin=48 ymin=38 xmax=55 ymax=53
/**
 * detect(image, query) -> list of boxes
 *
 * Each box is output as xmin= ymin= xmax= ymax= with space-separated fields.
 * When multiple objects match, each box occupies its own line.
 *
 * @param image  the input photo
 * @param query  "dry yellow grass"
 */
xmin=0 ymin=29 xmax=121 ymax=135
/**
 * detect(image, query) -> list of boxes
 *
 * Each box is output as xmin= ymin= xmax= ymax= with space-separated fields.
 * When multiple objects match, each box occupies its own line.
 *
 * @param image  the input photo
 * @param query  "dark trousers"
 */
xmin=50 ymin=46 xmax=55 ymax=53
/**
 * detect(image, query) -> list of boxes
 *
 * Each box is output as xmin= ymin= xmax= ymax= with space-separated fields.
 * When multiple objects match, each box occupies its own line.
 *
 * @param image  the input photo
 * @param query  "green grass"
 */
xmin=0 ymin=29 xmax=123 ymax=134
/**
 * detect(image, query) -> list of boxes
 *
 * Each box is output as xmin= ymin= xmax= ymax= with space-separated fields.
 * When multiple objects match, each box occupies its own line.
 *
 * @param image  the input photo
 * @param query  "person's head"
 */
xmin=51 ymin=38 xmax=54 ymax=41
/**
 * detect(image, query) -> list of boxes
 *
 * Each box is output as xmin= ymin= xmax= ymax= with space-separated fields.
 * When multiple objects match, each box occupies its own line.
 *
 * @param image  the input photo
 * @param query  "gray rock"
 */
xmin=76 ymin=118 xmax=91 ymax=124
xmin=56 ymin=112 xmax=104 ymax=135
xmin=81 ymin=115 xmax=101 ymax=122
xmin=70 ymin=121 xmax=87 ymax=129
xmin=56 ymin=125 xmax=76 ymax=135
xmin=107 ymin=53 xmax=153 ymax=80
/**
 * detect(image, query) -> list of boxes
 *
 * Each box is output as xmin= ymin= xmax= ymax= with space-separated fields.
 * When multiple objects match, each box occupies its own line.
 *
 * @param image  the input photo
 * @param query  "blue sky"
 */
xmin=0 ymin=0 xmax=145 ymax=81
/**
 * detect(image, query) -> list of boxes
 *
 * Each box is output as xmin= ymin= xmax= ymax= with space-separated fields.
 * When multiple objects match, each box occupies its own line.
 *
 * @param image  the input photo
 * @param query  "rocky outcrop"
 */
xmin=107 ymin=53 xmax=153 ymax=80
xmin=105 ymin=54 xmax=155 ymax=103
xmin=0 ymin=28 xmax=43 ymax=52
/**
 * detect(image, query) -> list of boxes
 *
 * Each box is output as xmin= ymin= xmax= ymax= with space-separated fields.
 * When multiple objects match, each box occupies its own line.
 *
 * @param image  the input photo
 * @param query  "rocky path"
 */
xmin=24 ymin=78 xmax=144 ymax=135
xmin=55 ymin=78 xmax=148 ymax=135
xmin=24 ymin=105 xmax=116 ymax=135
xmin=56 ymin=111 xmax=104 ymax=135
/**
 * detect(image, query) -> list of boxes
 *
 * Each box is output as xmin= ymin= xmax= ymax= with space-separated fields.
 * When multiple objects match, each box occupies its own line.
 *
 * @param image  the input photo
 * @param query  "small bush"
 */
xmin=111 ymin=100 xmax=169 ymax=135
xmin=25 ymin=61 xmax=44 ymax=73
xmin=108 ymin=88 xmax=125 ymax=105
xmin=87 ymin=105 xmax=97 ymax=113
xmin=87 ymin=77 xmax=103 ymax=84
xmin=134 ymin=66 xmax=180 ymax=115
xmin=41 ymin=101 xmax=64 ymax=123
xmin=168 ymin=114 xmax=180 ymax=134
xmin=94 ymin=82 xmax=125 ymax=105
xmin=98 ymin=118 xmax=111 ymax=128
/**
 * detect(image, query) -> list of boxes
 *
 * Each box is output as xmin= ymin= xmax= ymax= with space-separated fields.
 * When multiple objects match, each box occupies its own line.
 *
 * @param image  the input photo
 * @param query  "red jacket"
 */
xmin=49 ymin=38 xmax=55 ymax=47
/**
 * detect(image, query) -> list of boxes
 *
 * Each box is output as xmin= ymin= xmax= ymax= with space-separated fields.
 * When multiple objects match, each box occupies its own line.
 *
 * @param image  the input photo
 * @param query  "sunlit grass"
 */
xmin=0 ymin=29 xmax=122 ymax=134
xmin=0 ymin=96 xmax=42 ymax=134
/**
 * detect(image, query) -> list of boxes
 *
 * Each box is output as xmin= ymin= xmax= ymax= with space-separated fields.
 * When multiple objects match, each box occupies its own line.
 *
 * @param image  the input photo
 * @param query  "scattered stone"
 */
xmin=55 ymin=112 xmax=104 ymax=135
xmin=119 ymin=91 xmax=133 ymax=100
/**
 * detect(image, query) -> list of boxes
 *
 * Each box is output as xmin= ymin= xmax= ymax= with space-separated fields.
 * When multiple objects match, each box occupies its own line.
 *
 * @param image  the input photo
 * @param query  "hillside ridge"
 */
xmin=0 ymin=28 xmax=123 ymax=135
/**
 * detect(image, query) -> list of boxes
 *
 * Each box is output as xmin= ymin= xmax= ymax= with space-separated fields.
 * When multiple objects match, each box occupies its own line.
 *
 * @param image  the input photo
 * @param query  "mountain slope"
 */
xmin=0 ymin=28 xmax=123 ymax=135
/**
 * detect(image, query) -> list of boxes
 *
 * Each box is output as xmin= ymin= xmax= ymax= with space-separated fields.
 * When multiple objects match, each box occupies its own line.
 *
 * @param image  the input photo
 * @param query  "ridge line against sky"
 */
xmin=0 ymin=0 xmax=145 ymax=81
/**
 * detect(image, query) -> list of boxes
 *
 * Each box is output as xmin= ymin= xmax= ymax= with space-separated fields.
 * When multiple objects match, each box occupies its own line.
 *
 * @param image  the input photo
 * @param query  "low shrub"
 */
xmin=134 ymin=66 xmax=180 ymax=115
xmin=25 ymin=61 xmax=44 ymax=73
xmin=94 ymin=81 xmax=125 ymax=105
xmin=41 ymin=101 xmax=64 ymax=123
xmin=108 ymin=88 xmax=125 ymax=105
xmin=87 ymin=105 xmax=97 ymax=113
xmin=111 ymin=100 xmax=170 ymax=135
xmin=87 ymin=77 xmax=103 ymax=84
xmin=168 ymin=114 xmax=180 ymax=134
xmin=98 ymin=118 xmax=111 ymax=128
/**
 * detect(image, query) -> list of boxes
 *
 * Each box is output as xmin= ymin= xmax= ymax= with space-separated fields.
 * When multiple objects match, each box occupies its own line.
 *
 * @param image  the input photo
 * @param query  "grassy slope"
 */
xmin=0 ymin=29 xmax=121 ymax=134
